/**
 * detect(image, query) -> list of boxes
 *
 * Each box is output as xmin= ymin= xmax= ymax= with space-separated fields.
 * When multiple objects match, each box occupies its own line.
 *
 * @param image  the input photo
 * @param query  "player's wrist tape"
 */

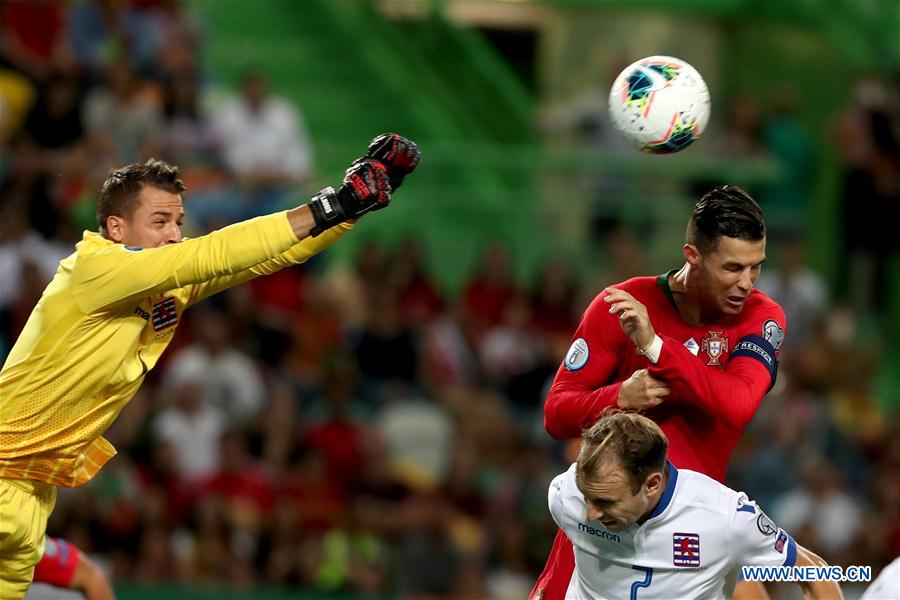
xmin=636 ymin=335 xmax=663 ymax=363
xmin=308 ymin=187 xmax=347 ymax=237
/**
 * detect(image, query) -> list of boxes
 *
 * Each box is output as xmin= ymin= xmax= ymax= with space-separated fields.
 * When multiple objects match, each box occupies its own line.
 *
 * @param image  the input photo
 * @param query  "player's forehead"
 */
xmin=707 ymin=236 xmax=766 ymax=265
xmin=134 ymin=186 xmax=184 ymax=217
xmin=577 ymin=459 xmax=632 ymax=498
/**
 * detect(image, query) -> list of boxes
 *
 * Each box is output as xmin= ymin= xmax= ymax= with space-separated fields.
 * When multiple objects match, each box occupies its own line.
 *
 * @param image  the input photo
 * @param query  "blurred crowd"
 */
xmin=0 ymin=0 xmax=314 ymax=247
xmin=2 ymin=1 xmax=899 ymax=598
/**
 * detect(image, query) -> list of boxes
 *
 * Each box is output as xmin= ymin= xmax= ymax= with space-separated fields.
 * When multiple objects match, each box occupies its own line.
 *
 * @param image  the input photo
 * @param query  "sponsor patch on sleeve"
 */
xmin=564 ymin=338 xmax=589 ymax=371
xmin=774 ymin=530 xmax=787 ymax=553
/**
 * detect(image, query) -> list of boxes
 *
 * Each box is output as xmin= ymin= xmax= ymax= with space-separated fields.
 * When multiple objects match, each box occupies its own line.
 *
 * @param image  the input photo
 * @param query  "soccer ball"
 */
xmin=608 ymin=56 xmax=710 ymax=154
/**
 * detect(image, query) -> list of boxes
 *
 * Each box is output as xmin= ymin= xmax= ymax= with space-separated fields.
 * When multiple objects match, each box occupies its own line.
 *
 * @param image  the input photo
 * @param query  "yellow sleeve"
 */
xmin=72 ymin=212 xmax=299 ymax=313
xmin=184 ymin=222 xmax=354 ymax=306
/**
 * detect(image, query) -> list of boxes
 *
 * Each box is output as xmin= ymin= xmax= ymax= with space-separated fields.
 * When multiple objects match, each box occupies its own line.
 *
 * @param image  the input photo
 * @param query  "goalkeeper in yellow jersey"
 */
xmin=0 ymin=134 xmax=420 ymax=599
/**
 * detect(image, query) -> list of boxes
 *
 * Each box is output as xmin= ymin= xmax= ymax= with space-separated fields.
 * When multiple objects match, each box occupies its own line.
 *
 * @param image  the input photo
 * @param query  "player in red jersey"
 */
xmin=31 ymin=537 xmax=115 ymax=599
xmin=531 ymin=186 xmax=786 ymax=599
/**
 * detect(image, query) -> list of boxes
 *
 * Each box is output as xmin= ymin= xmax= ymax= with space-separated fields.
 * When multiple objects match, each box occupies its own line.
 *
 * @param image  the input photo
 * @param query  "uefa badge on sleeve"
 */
xmin=763 ymin=320 xmax=785 ymax=351
xmin=564 ymin=338 xmax=589 ymax=371
xmin=757 ymin=513 xmax=777 ymax=536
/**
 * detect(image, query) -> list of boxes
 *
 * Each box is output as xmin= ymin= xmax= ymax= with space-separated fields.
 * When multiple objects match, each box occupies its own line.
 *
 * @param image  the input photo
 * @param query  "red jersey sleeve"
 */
xmin=648 ymin=298 xmax=786 ymax=430
xmin=33 ymin=536 xmax=81 ymax=588
xmin=544 ymin=289 xmax=630 ymax=439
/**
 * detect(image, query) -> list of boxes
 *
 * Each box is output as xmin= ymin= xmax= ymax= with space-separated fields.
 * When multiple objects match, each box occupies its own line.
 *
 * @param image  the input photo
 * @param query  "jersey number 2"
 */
xmin=630 ymin=566 xmax=653 ymax=600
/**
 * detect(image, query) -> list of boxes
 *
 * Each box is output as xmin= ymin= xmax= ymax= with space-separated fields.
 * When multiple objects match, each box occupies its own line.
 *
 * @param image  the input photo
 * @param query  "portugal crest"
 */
xmin=701 ymin=331 xmax=728 ymax=366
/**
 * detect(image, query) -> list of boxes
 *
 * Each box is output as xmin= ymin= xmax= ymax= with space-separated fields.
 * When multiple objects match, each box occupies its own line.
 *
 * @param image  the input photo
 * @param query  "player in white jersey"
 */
xmin=548 ymin=411 xmax=842 ymax=599
xmin=861 ymin=557 xmax=899 ymax=600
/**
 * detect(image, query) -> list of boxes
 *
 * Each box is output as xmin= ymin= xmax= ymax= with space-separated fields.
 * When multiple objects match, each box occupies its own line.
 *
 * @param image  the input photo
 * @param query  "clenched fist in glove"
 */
xmin=308 ymin=160 xmax=391 ymax=236
xmin=365 ymin=133 xmax=421 ymax=190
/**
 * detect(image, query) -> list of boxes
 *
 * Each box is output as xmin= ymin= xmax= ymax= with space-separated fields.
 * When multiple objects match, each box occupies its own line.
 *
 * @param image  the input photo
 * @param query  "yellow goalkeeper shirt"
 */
xmin=0 ymin=213 xmax=351 ymax=487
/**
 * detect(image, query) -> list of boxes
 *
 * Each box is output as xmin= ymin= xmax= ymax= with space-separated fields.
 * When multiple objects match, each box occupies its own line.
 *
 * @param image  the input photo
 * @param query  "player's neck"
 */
xmin=668 ymin=265 xmax=705 ymax=326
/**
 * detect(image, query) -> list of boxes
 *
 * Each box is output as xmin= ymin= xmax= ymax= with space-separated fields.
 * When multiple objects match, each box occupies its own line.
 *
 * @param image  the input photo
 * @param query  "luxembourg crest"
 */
xmin=673 ymin=532 xmax=701 ymax=567
xmin=701 ymin=331 xmax=728 ymax=366
xmin=151 ymin=296 xmax=179 ymax=332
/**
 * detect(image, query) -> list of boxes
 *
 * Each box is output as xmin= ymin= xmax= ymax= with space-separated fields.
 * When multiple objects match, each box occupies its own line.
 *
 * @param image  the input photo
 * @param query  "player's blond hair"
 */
xmin=576 ymin=410 xmax=668 ymax=494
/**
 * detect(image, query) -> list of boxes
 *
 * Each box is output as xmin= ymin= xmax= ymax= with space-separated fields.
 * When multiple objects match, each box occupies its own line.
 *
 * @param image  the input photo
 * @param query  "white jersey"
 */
xmin=549 ymin=462 xmax=797 ymax=599
xmin=861 ymin=557 xmax=900 ymax=600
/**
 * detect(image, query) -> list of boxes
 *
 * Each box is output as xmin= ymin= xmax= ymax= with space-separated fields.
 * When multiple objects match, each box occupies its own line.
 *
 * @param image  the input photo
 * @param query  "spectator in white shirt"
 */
xmin=163 ymin=309 xmax=266 ymax=426
xmin=153 ymin=378 xmax=225 ymax=484
xmin=213 ymin=69 xmax=313 ymax=216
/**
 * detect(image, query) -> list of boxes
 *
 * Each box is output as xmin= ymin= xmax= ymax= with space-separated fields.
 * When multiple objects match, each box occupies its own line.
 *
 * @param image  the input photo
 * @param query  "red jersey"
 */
xmin=532 ymin=273 xmax=786 ymax=600
xmin=33 ymin=537 xmax=80 ymax=588
xmin=544 ymin=272 xmax=786 ymax=482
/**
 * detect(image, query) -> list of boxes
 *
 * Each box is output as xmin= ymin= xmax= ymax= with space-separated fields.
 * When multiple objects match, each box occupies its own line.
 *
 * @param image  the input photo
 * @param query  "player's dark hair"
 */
xmin=577 ymin=411 xmax=668 ymax=494
xmin=97 ymin=159 xmax=185 ymax=234
xmin=686 ymin=185 xmax=765 ymax=254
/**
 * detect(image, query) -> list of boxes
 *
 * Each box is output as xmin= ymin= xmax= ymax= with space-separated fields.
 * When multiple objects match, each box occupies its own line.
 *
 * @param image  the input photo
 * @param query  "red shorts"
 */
xmin=529 ymin=528 xmax=575 ymax=600
xmin=32 ymin=537 xmax=80 ymax=588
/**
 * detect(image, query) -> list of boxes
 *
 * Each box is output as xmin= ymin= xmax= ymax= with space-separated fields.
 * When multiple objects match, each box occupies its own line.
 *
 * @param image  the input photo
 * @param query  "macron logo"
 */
xmin=578 ymin=522 xmax=621 ymax=544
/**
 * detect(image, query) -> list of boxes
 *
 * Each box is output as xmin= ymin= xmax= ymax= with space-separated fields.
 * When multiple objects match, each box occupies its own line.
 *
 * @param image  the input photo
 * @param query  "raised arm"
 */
xmin=73 ymin=211 xmax=304 ymax=313
xmin=605 ymin=287 xmax=784 ymax=430
xmin=187 ymin=133 xmax=422 ymax=306
xmin=544 ymin=291 xmax=633 ymax=439
xmin=646 ymin=329 xmax=779 ymax=430
xmin=185 ymin=134 xmax=422 ymax=306
xmin=73 ymin=161 xmax=392 ymax=314
xmin=184 ymin=222 xmax=354 ymax=306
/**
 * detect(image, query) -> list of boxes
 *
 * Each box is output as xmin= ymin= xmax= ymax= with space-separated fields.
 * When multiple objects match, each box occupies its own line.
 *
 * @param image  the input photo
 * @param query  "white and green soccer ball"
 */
xmin=608 ymin=55 xmax=711 ymax=154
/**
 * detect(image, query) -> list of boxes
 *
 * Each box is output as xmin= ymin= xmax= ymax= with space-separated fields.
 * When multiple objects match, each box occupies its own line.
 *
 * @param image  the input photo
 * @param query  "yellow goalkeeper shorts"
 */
xmin=0 ymin=478 xmax=56 ymax=600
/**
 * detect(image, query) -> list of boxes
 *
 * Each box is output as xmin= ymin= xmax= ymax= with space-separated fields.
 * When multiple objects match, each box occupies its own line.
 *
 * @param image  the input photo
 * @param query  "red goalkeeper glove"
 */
xmin=308 ymin=160 xmax=391 ymax=236
xmin=365 ymin=133 xmax=421 ymax=190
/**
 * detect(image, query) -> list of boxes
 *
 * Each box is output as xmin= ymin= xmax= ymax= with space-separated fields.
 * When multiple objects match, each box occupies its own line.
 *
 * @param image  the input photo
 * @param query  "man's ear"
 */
xmin=683 ymin=243 xmax=701 ymax=267
xmin=105 ymin=216 xmax=126 ymax=243
xmin=644 ymin=471 xmax=664 ymax=496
